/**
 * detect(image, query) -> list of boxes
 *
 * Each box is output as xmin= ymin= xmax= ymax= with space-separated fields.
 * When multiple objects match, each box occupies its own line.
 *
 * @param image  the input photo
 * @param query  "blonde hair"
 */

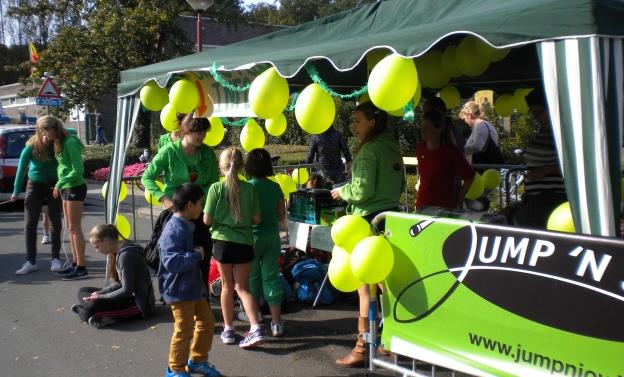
xmin=38 ymin=115 xmax=69 ymax=155
xmin=219 ymin=147 xmax=244 ymax=223
xmin=460 ymin=101 xmax=484 ymax=120
xmin=26 ymin=120 xmax=54 ymax=162
xmin=89 ymin=224 xmax=121 ymax=283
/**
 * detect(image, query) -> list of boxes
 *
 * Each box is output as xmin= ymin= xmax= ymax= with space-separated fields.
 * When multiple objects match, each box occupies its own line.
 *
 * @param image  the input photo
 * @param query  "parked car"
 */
xmin=0 ymin=125 xmax=36 ymax=201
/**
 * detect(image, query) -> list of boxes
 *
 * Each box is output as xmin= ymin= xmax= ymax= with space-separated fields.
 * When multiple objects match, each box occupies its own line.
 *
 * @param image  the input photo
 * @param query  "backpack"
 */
xmin=291 ymin=259 xmax=333 ymax=305
xmin=472 ymin=122 xmax=504 ymax=167
xmin=143 ymin=209 xmax=173 ymax=271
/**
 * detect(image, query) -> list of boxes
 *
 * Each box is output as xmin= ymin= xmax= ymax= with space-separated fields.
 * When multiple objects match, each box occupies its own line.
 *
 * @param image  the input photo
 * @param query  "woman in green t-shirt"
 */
xmin=203 ymin=147 xmax=263 ymax=349
xmin=11 ymin=118 xmax=63 ymax=275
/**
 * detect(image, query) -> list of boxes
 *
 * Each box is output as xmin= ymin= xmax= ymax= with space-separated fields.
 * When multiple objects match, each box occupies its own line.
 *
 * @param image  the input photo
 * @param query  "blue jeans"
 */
xmin=96 ymin=126 xmax=107 ymax=145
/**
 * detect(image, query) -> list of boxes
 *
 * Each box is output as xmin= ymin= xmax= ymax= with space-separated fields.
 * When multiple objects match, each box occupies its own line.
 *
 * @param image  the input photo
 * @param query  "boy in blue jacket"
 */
xmin=158 ymin=183 xmax=221 ymax=377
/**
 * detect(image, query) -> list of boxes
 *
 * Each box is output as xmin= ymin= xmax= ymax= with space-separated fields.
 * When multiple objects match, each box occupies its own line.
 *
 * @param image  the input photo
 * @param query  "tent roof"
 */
xmin=118 ymin=0 xmax=624 ymax=96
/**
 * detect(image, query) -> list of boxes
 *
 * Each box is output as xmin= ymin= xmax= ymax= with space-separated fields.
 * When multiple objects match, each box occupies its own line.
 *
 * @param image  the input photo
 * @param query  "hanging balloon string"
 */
xmin=220 ymin=117 xmax=250 ymax=127
xmin=304 ymin=64 xmax=368 ymax=100
xmin=209 ymin=62 xmax=252 ymax=93
xmin=285 ymin=92 xmax=299 ymax=112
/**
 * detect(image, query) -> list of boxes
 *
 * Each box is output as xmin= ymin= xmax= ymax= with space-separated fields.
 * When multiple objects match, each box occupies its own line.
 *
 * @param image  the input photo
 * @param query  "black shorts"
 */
xmin=60 ymin=184 xmax=87 ymax=201
xmin=212 ymin=240 xmax=254 ymax=264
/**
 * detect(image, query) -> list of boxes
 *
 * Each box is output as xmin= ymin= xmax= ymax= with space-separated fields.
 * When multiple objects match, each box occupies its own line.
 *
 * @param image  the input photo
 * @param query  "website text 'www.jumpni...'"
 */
xmin=467 ymin=333 xmax=622 ymax=377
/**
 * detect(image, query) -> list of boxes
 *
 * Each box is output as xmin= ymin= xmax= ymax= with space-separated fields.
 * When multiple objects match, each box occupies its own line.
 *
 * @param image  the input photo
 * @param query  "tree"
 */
xmin=245 ymin=0 xmax=375 ymax=25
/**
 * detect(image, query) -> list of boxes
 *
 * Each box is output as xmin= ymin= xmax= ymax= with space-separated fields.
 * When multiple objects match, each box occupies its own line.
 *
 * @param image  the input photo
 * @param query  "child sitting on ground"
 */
xmin=159 ymin=183 xmax=221 ymax=377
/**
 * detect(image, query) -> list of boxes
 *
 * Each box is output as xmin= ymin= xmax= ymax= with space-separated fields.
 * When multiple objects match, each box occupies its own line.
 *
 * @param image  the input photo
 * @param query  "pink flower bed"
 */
xmin=91 ymin=163 xmax=146 ymax=181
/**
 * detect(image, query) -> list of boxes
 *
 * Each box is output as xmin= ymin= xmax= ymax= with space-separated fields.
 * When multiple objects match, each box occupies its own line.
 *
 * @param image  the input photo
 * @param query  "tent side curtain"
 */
xmin=538 ymin=37 xmax=623 ymax=236
xmin=106 ymin=95 xmax=141 ymax=224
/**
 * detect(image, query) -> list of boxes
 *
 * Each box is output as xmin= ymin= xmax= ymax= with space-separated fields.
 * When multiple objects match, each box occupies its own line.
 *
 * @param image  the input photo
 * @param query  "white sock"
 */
xmin=224 ymin=325 xmax=234 ymax=331
xmin=250 ymin=324 xmax=261 ymax=332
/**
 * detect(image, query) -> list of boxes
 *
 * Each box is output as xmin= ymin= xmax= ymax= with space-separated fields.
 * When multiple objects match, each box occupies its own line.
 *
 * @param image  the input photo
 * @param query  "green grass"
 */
xmin=264 ymin=144 xmax=309 ymax=165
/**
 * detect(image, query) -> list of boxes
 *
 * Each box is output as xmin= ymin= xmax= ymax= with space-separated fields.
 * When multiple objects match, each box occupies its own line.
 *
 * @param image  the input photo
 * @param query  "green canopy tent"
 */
xmin=108 ymin=0 xmax=624 ymax=237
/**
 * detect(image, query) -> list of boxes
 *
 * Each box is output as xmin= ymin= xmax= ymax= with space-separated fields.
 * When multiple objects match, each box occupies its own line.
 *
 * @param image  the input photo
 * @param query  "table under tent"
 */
xmin=107 ymin=0 xmax=624 ymax=375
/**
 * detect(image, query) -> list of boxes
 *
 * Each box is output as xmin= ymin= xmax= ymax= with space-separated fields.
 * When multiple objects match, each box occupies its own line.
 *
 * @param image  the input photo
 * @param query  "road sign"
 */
xmin=36 ymin=77 xmax=62 ymax=99
xmin=36 ymin=97 xmax=63 ymax=107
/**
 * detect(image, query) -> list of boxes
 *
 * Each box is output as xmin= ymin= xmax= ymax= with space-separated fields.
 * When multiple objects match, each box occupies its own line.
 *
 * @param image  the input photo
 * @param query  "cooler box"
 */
xmin=288 ymin=189 xmax=342 ymax=225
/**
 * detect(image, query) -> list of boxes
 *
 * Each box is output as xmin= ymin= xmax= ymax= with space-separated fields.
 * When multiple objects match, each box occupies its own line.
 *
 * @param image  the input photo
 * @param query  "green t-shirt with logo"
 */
xmin=249 ymin=177 xmax=284 ymax=236
xmin=181 ymin=150 xmax=199 ymax=183
xmin=204 ymin=180 xmax=260 ymax=245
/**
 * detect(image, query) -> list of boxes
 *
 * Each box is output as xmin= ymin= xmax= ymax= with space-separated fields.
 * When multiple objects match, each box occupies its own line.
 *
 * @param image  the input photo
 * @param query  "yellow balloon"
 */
xmin=295 ymin=83 xmax=335 ymax=134
xmin=465 ymin=173 xmax=484 ymax=200
xmin=482 ymin=169 xmax=501 ymax=190
xmin=547 ymin=202 xmax=575 ymax=233
xmin=456 ymin=36 xmax=490 ymax=77
xmin=368 ymin=54 xmax=419 ymax=111
xmin=413 ymin=81 xmax=422 ymax=107
xmin=495 ymin=94 xmax=515 ymax=117
xmin=415 ymin=51 xmax=449 ymax=89
xmin=350 ymin=236 xmax=394 ymax=284
xmin=102 ymin=181 xmax=127 ymax=202
xmin=265 ymin=114 xmax=287 ymax=137
xmin=240 ymin=119 xmax=265 ymax=152
xmin=328 ymin=249 xmax=363 ymax=292
xmin=331 ymin=215 xmax=371 ymax=250
xmin=140 ymin=82 xmax=168 ymax=111
xmin=275 ymin=173 xmax=297 ymax=197
xmin=438 ymin=85 xmax=461 ymax=109
xmin=268 ymin=175 xmax=279 ymax=184
xmin=249 ymin=67 xmax=290 ymax=119
xmin=513 ymin=88 xmax=533 ymax=114
xmin=388 ymin=106 xmax=406 ymax=117
xmin=169 ymin=79 xmax=199 ymax=114
xmin=292 ymin=168 xmax=309 ymax=185
xmin=144 ymin=181 xmax=165 ymax=206
xmin=115 ymin=214 xmax=131 ymax=240
xmin=441 ymin=45 xmax=462 ymax=78
xmin=160 ymin=103 xmax=179 ymax=132
xmin=203 ymin=117 xmax=225 ymax=146
xmin=475 ymin=39 xmax=510 ymax=62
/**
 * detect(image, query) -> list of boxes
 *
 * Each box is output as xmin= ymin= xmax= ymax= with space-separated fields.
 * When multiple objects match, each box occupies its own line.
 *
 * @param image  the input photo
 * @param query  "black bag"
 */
xmin=472 ymin=123 xmax=504 ymax=166
xmin=143 ymin=209 xmax=173 ymax=271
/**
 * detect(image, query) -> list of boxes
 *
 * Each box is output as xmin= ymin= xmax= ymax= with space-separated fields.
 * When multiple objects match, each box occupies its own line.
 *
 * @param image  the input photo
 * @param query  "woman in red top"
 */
xmin=415 ymin=111 xmax=475 ymax=210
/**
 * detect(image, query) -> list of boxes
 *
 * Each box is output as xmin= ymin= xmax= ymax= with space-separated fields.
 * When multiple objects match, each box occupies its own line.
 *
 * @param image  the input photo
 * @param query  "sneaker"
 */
xmin=62 ymin=267 xmax=88 ymax=281
xmin=15 ymin=261 xmax=38 ymax=275
xmin=88 ymin=316 xmax=115 ymax=329
xmin=271 ymin=322 xmax=284 ymax=337
xmin=187 ymin=359 xmax=222 ymax=377
xmin=239 ymin=328 xmax=264 ymax=349
xmin=71 ymin=304 xmax=83 ymax=314
xmin=55 ymin=265 xmax=75 ymax=275
xmin=220 ymin=329 xmax=236 ymax=345
xmin=41 ymin=235 xmax=51 ymax=244
xmin=50 ymin=258 xmax=63 ymax=272
xmin=165 ymin=367 xmax=191 ymax=377
xmin=237 ymin=310 xmax=263 ymax=323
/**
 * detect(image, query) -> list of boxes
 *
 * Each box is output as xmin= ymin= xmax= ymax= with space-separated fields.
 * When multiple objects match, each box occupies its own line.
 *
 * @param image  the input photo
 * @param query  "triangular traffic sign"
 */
xmin=37 ymin=77 xmax=62 ymax=99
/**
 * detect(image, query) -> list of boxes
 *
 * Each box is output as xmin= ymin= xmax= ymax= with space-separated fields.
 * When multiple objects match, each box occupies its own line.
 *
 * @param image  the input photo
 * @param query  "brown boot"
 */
xmin=336 ymin=316 xmax=367 ymax=368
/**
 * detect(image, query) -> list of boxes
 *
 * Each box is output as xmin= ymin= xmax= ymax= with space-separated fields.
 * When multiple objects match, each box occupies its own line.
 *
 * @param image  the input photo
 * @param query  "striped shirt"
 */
xmin=524 ymin=128 xmax=565 ymax=195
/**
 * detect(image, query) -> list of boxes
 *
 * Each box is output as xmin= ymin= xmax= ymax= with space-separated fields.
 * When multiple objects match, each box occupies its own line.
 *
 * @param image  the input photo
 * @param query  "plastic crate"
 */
xmin=288 ymin=189 xmax=338 ymax=224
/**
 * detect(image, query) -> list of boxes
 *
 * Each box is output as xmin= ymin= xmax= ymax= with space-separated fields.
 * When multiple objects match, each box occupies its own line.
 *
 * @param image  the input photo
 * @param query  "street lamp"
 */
xmin=185 ymin=0 xmax=214 ymax=52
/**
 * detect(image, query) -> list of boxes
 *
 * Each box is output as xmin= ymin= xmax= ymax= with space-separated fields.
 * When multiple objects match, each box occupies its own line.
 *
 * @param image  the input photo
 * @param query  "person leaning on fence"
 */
xmin=511 ymin=88 xmax=567 ymax=229
xmin=244 ymin=148 xmax=286 ymax=337
xmin=460 ymin=101 xmax=502 ymax=166
xmin=71 ymin=224 xmax=155 ymax=328
xmin=305 ymin=125 xmax=352 ymax=184
xmin=330 ymin=101 xmax=404 ymax=368
xmin=159 ymin=183 xmax=222 ymax=377
xmin=41 ymin=115 xmax=89 ymax=281
xmin=203 ymin=147 xmax=263 ymax=349
xmin=141 ymin=114 xmax=219 ymax=287
xmin=11 ymin=117 xmax=63 ymax=275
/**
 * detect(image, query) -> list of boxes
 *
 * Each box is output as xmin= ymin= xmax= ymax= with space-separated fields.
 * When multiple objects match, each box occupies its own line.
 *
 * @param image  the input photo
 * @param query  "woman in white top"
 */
xmin=460 ymin=101 xmax=499 ymax=164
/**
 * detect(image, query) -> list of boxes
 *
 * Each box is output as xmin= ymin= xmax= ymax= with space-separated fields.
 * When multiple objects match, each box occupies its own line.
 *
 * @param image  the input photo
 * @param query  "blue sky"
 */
xmin=243 ymin=0 xmax=279 ymax=6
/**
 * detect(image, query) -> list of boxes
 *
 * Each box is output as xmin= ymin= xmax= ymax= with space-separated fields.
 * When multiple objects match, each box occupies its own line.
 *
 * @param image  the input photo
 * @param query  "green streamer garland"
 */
xmin=304 ymin=64 xmax=368 ymax=100
xmin=220 ymin=117 xmax=250 ymax=127
xmin=209 ymin=62 xmax=251 ymax=93
xmin=285 ymin=92 xmax=299 ymax=112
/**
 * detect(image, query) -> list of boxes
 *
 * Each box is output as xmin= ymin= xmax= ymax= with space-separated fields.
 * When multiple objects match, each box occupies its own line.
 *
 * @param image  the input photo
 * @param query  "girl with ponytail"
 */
xmin=203 ymin=147 xmax=263 ymax=349
xmin=70 ymin=224 xmax=155 ymax=328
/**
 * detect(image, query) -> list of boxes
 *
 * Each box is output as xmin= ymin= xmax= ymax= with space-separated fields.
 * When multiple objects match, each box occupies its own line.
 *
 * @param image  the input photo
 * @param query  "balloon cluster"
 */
xmin=494 ymin=88 xmax=534 ymax=117
xmin=547 ymin=202 xmax=575 ymax=233
xmin=101 ymin=181 xmax=132 ymax=239
xmin=464 ymin=169 xmax=501 ymax=200
xmin=327 ymin=215 xmax=395 ymax=292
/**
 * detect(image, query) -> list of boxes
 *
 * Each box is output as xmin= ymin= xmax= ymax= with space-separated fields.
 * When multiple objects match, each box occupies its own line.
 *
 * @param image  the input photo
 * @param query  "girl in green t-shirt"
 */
xmin=203 ymin=147 xmax=263 ymax=349
xmin=244 ymin=148 xmax=286 ymax=337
